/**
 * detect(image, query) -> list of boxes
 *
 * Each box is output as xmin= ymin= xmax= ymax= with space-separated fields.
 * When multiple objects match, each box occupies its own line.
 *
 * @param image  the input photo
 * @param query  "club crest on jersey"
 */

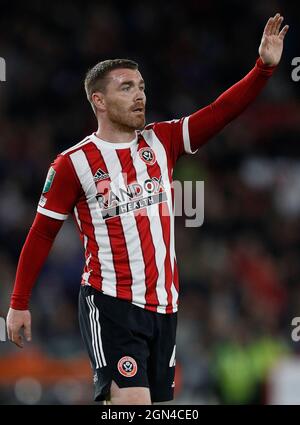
xmin=93 ymin=168 xmax=110 ymax=182
xmin=139 ymin=147 xmax=156 ymax=165
xmin=42 ymin=167 xmax=56 ymax=193
xmin=117 ymin=356 xmax=138 ymax=378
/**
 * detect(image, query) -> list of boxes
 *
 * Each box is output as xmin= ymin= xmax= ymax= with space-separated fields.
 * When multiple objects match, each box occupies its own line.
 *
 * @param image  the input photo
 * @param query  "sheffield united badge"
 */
xmin=139 ymin=147 xmax=156 ymax=165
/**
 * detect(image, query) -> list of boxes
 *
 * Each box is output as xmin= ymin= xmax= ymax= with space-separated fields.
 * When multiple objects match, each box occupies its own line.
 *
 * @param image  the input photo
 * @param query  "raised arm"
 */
xmin=187 ymin=13 xmax=289 ymax=152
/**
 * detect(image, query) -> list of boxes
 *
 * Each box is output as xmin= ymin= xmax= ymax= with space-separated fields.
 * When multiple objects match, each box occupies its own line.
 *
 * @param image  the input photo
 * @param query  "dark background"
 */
xmin=0 ymin=0 xmax=300 ymax=404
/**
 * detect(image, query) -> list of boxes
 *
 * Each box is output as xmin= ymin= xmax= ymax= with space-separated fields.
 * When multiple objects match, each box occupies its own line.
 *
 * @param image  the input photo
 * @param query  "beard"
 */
xmin=107 ymin=106 xmax=145 ymax=131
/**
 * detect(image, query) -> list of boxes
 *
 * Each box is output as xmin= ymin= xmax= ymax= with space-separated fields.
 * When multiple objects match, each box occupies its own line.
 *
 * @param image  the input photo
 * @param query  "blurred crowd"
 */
xmin=0 ymin=0 xmax=300 ymax=404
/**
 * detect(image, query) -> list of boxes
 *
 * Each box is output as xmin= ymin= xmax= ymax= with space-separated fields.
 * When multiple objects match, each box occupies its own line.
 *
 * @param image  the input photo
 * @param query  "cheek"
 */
xmin=105 ymin=103 xmax=120 ymax=120
xmin=108 ymin=97 xmax=130 ymax=114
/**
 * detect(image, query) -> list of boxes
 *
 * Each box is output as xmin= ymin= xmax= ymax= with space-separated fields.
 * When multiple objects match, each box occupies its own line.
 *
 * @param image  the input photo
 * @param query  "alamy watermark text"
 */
xmin=0 ymin=57 xmax=6 ymax=81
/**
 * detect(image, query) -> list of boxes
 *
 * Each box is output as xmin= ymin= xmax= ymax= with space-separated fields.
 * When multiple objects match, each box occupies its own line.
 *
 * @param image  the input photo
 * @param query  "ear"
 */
xmin=91 ymin=91 xmax=106 ymax=112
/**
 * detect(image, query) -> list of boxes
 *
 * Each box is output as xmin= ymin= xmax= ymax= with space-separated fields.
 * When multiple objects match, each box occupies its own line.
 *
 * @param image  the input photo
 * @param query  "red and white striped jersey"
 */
xmin=11 ymin=58 xmax=275 ymax=312
xmin=37 ymin=118 xmax=197 ymax=314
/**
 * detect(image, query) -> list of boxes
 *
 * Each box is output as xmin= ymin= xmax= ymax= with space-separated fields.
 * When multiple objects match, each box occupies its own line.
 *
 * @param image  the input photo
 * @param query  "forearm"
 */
xmin=188 ymin=58 xmax=276 ymax=151
xmin=10 ymin=213 xmax=63 ymax=310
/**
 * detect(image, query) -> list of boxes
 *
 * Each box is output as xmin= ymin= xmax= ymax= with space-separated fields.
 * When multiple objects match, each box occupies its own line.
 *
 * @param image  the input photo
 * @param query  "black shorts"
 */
xmin=78 ymin=285 xmax=177 ymax=403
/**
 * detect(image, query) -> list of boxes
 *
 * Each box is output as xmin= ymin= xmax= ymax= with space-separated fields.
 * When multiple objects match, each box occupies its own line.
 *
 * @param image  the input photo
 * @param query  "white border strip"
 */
xmin=37 ymin=206 xmax=68 ymax=220
xmin=182 ymin=116 xmax=198 ymax=154
xmin=169 ymin=344 xmax=176 ymax=367
xmin=86 ymin=296 xmax=102 ymax=369
xmin=90 ymin=295 xmax=107 ymax=367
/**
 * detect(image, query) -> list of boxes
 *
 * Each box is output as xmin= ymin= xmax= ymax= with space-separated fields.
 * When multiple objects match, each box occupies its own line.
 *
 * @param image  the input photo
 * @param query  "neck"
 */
xmin=95 ymin=120 xmax=136 ymax=143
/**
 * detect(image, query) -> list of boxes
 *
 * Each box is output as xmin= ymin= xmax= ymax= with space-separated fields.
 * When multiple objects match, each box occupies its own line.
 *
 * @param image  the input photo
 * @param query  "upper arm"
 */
xmin=37 ymin=154 xmax=81 ymax=221
xmin=149 ymin=117 xmax=198 ymax=167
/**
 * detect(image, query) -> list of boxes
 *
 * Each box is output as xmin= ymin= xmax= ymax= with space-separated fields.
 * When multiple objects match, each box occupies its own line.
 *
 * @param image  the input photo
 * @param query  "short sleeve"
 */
xmin=149 ymin=117 xmax=198 ymax=167
xmin=37 ymin=154 xmax=81 ymax=220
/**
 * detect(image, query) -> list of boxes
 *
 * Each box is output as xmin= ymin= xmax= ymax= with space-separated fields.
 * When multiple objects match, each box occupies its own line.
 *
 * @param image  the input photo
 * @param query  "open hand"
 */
xmin=259 ymin=13 xmax=289 ymax=66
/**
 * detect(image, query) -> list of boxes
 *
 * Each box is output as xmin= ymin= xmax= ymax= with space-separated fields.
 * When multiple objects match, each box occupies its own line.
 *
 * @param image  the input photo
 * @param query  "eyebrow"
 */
xmin=120 ymin=79 xmax=145 ymax=86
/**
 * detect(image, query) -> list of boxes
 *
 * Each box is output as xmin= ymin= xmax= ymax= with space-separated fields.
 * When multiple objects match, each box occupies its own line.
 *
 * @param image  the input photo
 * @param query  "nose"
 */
xmin=134 ymin=86 xmax=145 ymax=102
xmin=134 ymin=91 xmax=145 ymax=102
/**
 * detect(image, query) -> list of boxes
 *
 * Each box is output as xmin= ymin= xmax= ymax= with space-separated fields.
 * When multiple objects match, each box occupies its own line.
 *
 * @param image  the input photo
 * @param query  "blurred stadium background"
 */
xmin=1 ymin=0 xmax=300 ymax=405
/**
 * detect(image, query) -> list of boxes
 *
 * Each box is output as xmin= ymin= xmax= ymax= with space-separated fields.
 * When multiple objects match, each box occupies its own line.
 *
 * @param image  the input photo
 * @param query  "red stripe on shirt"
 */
xmin=84 ymin=144 xmax=133 ymax=301
xmin=137 ymin=139 xmax=174 ymax=313
xmin=117 ymin=146 xmax=160 ymax=311
xmin=75 ymin=197 xmax=103 ymax=290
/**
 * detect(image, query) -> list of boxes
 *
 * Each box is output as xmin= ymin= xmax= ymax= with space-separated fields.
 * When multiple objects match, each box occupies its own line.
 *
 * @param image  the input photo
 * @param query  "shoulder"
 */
xmin=60 ymin=135 xmax=95 ymax=157
xmin=50 ymin=135 xmax=96 ymax=177
xmin=142 ymin=119 xmax=184 ymax=143
xmin=144 ymin=119 xmax=181 ymax=132
xmin=143 ymin=119 xmax=183 ymax=136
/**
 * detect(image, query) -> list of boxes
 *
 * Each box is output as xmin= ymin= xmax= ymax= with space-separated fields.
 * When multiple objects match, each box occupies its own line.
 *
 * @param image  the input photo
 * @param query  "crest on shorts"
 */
xmin=117 ymin=356 xmax=138 ymax=378
xmin=139 ymin=147 xmax=156 ymax=165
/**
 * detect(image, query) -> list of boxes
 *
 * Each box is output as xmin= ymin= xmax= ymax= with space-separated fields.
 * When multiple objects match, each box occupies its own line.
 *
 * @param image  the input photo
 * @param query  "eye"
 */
xmin=122 ymin=85 xmax=131 ymax=91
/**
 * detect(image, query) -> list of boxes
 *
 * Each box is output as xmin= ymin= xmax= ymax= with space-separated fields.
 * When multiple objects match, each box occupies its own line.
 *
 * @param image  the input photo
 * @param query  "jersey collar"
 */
xmin=90 ymin=132 xmax=139 ymax=149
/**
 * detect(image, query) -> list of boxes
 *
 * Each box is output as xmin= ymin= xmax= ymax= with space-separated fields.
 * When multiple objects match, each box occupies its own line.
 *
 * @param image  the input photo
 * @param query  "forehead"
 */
xmin=106 ymin=68 xmax=144 ymax=86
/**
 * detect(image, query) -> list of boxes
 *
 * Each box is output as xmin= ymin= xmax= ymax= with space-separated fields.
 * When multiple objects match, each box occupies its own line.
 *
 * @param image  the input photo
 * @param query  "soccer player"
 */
xmin=7 ymin=14 xmax=288 ymax=405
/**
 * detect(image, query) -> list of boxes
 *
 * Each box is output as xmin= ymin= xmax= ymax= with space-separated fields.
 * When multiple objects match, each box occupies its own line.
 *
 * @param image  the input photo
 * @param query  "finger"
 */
xmin=263 ymin=18 xmax=273 ymax=36
xmin=279 ymin=25 xmax=289 ymax=40
xmin=270 ymin=14 xmax=280 ymax=35
xmin=275 ymin=16 xmax=284 ymax=35
xmin=260 ymin=36 xmax=268 ymax=49
xmin=7 ymin=324 xmax=12 ymax=341
xmin=24 ymin=322 xmax=32 ymax=342
xmin=11 ymin=331 xmax=23 ymax=348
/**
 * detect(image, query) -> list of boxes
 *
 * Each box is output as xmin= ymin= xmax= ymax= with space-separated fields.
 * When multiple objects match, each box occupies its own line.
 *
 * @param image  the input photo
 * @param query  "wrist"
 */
xmin=257 ymin=56 xmax=277 ymax=69
xmin=256 ymin=57 xmax=277 ymax=76
xmin=10 ymin=296 xmax=29 ymax=311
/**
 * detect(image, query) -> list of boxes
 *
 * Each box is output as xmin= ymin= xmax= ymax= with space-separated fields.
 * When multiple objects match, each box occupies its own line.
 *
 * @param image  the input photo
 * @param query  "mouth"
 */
xmin=132 ymin=107 xmax=144 ymax=113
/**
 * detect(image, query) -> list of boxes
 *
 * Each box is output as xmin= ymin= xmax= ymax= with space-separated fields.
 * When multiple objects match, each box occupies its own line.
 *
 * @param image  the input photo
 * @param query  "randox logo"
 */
xmin=97 ymin=175 xmax=165 ymax=210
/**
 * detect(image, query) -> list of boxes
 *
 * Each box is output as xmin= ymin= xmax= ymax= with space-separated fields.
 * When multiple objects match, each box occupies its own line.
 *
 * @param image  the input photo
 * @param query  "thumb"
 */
xmin=24 ymin=321 xmax=32 ymax=342
xmin=260 ymin=35 xmax=268 ymax=48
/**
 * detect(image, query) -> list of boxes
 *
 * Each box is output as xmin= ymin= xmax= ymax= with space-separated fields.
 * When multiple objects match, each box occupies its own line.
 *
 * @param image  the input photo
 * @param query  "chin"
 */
xmin=136 ymin=122 xmax=145 ymax=130
xmin=130 ymin=118 xmax=145 ymax=130
xmin=137 ymin=117 xmax=146 ymax=129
